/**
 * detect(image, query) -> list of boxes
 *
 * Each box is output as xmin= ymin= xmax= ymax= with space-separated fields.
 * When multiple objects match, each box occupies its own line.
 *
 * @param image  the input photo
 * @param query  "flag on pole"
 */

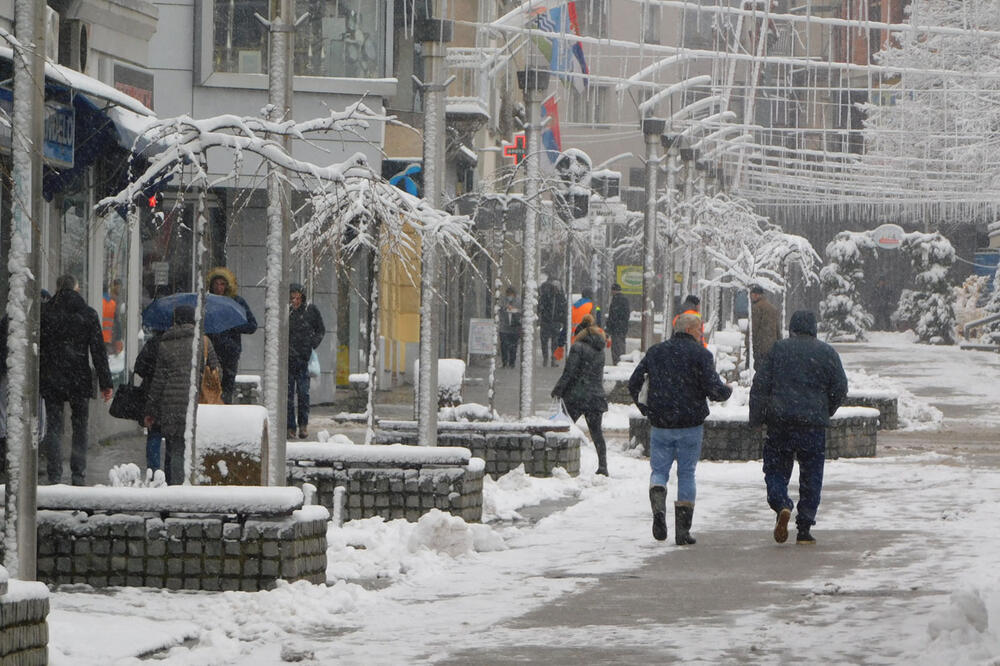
xmin=540 ymin=94 xmax=562 ymax=165
xmin=530 ymin=2 xmax=589 ymax=92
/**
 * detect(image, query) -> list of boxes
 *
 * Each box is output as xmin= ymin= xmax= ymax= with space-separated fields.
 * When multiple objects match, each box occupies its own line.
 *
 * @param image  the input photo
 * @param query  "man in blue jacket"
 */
xmin=629 ymin=313 xmax=732 ymax=545
xmin=749 ymin=310 xmax=848 ymax=545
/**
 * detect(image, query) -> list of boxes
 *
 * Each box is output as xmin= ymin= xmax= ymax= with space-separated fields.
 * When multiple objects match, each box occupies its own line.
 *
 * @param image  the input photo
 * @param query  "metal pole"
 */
xmin=261 ymin=0 xmax=294 ymax=484
xmin=662 ymin=147 xmax=677 ymax=341
xmin=416 ymin=11 xmax=451 ymax=446
xmin=640 ymin=118 xmax=664 ymax=352
xmin=518 ymin=68 xmax=548 ymax=420
xmin=4 ymin=0 xmax=44 ymax=579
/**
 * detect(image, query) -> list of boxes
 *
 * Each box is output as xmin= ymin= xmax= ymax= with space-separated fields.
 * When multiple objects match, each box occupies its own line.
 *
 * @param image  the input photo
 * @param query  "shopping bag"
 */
xmin=548 ymin=399 xmax=572 ymax=424
xmin=308 ymin=349 xmax=321 ymax=378
xmin=553 ymin=345 xmax=565 ymax=361
xmin=198 ymin=340 xmax=223 ymax=405
xmin=109 ymin=375 xmax=144 ymax=421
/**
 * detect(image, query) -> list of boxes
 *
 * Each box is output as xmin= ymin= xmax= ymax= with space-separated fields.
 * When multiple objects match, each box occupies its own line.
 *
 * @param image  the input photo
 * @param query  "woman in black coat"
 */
xmin=552 ymin=314 xmax=609 ymax=475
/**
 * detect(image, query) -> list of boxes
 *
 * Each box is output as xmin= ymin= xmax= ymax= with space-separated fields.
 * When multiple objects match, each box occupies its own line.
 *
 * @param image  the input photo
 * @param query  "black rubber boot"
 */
xmin=796 ymin=527 xmax=816 ymax=545
xmin=649 ymin=486 xmax=667 ymax=541
xmin=674 ymin=502 xmax=696 ymax=545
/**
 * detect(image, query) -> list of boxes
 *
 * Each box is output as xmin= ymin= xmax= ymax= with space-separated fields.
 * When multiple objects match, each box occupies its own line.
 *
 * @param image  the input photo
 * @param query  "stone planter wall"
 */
xmin=629 ymin=407 xmax=880 ymax=460
xmin=287 ymin=443 xmax=484 ymax=523
xmin=374 ymin=421 xmax=581 ymax=478
xmin=0 ymin=579 xmax=48 ymax=665
xmin=31 ymin=487 xmax=327 ymax=591
xmin=842 ymin=394 xmax=898 ymax=430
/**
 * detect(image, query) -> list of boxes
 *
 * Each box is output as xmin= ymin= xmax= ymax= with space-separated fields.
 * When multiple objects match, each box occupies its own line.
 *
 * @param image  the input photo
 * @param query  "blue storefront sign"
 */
xmin=0 ymin=87 xmax=75 ymax=168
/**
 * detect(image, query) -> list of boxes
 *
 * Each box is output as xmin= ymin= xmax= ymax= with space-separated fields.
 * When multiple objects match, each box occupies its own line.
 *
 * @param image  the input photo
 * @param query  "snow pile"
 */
xmin=326 ymin=513 xmax=506 ymax=584
xmin=482 ymin=464 xmax=587 ymax=522
xmin=196 ymin=404 xmax=268 ymax=454
xmin=438 ymin=402 xmax=497 ymax=422
xmin=315 ymin=431 xmax=353 ymax=444
xmin=846 ymin=368 xmax=943 ymax=430
xmin=107 ymin=463 xmax=166 ymax=488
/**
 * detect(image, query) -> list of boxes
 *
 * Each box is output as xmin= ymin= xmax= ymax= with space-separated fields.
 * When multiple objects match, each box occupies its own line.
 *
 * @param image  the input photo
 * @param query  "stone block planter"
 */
xmin=0 ymin=568 xmax=48 ymax=665
xmin=286 ymin=443 xmax=484 ymax=523
xmin=629 ymin=406 xmax=880 ymax=460
xmin=375 ymin=420 xmax=581 ymax=478
xmin=842 ymin=392 xmax=898 ymax=430
xmin=195 ymin=404 xmax=268 ymax=485
xmin=31 ymin=486 xmax=327 ymax=591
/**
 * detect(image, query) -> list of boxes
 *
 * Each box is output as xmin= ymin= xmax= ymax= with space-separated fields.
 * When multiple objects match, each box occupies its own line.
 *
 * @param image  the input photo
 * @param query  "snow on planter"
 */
xmin=195 ymin=404 xmax=269 ymax=485
xmin=412 ymin=359 xmax=466 ymax=407
xmin=0 ymin=566 xmax=48 ymax=664
xmin=37 ymin=484 xmax=304 ymax=515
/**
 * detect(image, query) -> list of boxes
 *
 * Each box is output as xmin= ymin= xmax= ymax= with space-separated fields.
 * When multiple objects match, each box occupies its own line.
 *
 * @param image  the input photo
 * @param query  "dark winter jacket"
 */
xmin=39 ymin=289 xmax=113 ymax=401
xmin=551 ymin=326 xmax=608 ymax=413
xmin=205 ymin=267 xmax=258 ymax=373
xmin=288 ymin=292 xmax=325 ymax=373
xmin=537 ymin=280 xmax=567 ymax=330
xmin=144 ymin=324 xmax=220 ymax=432
xmin=749 ymin=310 xmax=848 ymax=429
xmin=606 ymin=292 xmax=631 ymax=337
xmin=628 ymin=331 xmax=732 ymax=428
xmin=499 ymin=299 xmax=522 ymax=336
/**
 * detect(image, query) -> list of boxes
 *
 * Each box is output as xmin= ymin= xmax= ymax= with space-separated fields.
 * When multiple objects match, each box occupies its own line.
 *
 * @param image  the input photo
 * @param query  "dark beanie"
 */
xmin=789 ymin=310 xmax=817 ymax=336
xmin=290 ymin=283 xmax=305 ymax=298
xmin=173 ymin=304 xmax=195 ymax=325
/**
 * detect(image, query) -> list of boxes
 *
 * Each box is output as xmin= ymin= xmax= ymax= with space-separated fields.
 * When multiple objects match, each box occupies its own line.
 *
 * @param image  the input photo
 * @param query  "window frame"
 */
xmin=193 ymin=0 xmax=396 ymax=96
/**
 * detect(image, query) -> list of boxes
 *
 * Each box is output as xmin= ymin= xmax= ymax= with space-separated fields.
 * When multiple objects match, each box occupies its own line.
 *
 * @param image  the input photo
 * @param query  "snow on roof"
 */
xmin=287 ymin=442 xmax=471 ymax=466
xmin=37 ymin=485 xmax=304 ymax=515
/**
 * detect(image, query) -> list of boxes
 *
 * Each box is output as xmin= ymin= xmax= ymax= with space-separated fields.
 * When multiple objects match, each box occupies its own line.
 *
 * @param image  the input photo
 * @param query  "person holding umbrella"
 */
xmin=205 ymin=267 xmax=257 ymax=403
xmin=287 ymin=283 xmax=325 ymax=440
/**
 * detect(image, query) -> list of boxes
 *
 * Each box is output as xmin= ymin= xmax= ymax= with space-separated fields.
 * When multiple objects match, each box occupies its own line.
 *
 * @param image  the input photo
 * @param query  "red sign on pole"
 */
xmin=503 ymin=134 xmax=527 ymax=165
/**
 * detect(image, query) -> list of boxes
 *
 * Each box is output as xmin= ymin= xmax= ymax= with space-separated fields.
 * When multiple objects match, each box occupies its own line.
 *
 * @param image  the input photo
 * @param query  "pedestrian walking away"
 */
xmin=134 ymin=330 xmax=164 ymax=473
xmin=551 ymin=314 xmax=610 ymax=476
xmin=205 ymin=267 xmax=258 ymax=403
xmin=747 ymin=284 xmax=781 ymax=366
xmin=499 ymin=286 xmax=522 ymax=368
xmin=287 ymin=283 xmax=325 ymax=440
xmin=143 ymin=305 xmax=221 ymax=485
xmin=571 ymin=286 xmax=602 ymax=328
xmin=537 ymin=271 xmax=567 ymax=367
xmin=605 ymin=282 xmax=631 ymax=365
xmin=749 ymin=310 xmax=848 ymax=546
xmin=39 ymin=274 xmax=114 ymax=485
xmin=628 ymin=312 xmax=732 ymax=545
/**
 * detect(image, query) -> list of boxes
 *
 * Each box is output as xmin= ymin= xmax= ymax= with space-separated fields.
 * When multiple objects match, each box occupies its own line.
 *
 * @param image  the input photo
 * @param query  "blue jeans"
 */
xmin=763 ymin=427 xmax=826 ymax=529
xmin=146 ymin=424 xmax=163 ymax=471
xmin=649 ymin=425 xmax=703 ymax=502
xmin=287 ymin=367 xmax=310 ymax=430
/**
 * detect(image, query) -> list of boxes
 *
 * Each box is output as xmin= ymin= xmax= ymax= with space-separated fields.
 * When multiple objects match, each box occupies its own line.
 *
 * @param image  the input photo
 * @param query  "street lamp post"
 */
xmin=640 ymin=118 xmax=665 ymax=352
xmin=660 ymin=134 xmax=678 ymax=342
xmin=516 ymin=67 xmax=549 ymax=420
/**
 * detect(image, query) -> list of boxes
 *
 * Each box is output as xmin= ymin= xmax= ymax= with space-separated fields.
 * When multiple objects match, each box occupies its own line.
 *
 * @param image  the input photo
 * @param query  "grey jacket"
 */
xmin=144 ymin=324 xmax=220 ymax=432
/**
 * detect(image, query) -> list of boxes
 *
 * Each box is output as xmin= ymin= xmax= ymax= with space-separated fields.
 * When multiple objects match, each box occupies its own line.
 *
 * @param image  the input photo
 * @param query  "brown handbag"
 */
xmin=199 ymin=337 xmax=223 ymax=405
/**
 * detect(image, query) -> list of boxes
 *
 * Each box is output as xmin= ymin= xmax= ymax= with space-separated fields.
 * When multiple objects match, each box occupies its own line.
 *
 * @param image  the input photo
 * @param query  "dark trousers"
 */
xmin=499 ymin=332 xmax=519 ymax=367
xmin=162 ymin=430 xmax=186 ymax=485
xmin=220 ymin=365 xmax=237 ymax=405
xmin=146 ymin=424 xmax=163 ymax=471
xmin=43 ymin=396 xmax=89 ymax=485
xmin=567 ymin=405 xmax=607 ymax=471
xmin=609 ymin=330 xmax=626 ymax=365
xmin=287 ymin=366 xmax=310 ymax=430
xmin=762 ymin=426 xmax=826 ymax=529
xmin=540 ymin=325 xmax=561 ymax=366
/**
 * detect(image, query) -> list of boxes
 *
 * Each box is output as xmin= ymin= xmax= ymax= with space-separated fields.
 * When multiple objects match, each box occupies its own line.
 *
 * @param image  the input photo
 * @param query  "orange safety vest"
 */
xmin=672 ymin=309 xmax=707 ymax=347
xmin=102 ymin=297 xmax=116 ymax=343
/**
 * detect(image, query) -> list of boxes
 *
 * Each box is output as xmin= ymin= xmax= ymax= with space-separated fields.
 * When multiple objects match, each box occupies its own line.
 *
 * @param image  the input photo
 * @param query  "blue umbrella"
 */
xmin=142 ymin=292 xmax=248 ymax=334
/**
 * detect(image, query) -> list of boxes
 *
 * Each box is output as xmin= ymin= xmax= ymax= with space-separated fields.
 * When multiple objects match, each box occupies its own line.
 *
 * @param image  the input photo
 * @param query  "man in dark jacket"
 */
xmin=552 ymin=314 xmax=609 ymax=475
xmin=143 ymin=305 xmax=220 ymax=485
xmin=40 ymin=274 xmax=114 ymax=485
xmin=629 ymin=313 xmax=732 ymax=545
xmin=206 ymin=267 xmax=258 ymax=403
xmin=287 ymin=283 xmax=325 ymax=440
xmin=537 ymin=272 xmax=567 ymax=367
xmin=605 ymin=283 xmax=630 ymax=365
xmin=749 ymin=310 xmax=848 ymax=545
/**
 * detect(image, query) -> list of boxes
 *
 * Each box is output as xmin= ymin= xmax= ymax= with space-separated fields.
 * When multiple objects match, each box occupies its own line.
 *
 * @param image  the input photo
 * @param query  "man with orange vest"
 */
xmin=572 ymin=287 xmax=602 ymax=328
xmin=102 ymin=279 xmax=123 ymax=354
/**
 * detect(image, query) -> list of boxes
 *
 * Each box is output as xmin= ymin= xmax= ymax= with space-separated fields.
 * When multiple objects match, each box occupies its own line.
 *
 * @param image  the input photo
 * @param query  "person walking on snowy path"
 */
xmin=551 ymin=314 xmax=609 ymax=476
xmin=628 ymin=312 xmax=732 ymax=545
xmin=749 ymin=310 xmax=848 ymax=546
xmin=40 ymin=274 xmax=114 ymax=485
xmin=748 ymin=284 xmax=781 ymax=366
xmin=287 ymin=283 xmax=325 ymax=440
xmin=143 ymin=305 xmax=221 ymax=485
xmin=537 ymin=272 xmax=567 ymax=367
xmin=499 ymin=287 xmax=522 ymax=368
xmin=205 ymin=267 xmax=257 ymax=404
xmin=605 ymin=283 xmax=631 ymax=365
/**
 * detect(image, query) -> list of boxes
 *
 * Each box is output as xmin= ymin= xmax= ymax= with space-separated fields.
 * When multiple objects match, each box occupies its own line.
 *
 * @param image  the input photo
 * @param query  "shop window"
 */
xmin=568 ymin=85 xmax=608 ymax=126
xmin=210 ymin=0 xmax=387 ymax=79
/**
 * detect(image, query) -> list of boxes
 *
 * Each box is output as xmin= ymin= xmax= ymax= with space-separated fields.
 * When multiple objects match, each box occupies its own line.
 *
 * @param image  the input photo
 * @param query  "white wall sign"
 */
xmin=467 ymin=318 xmax=496 ymax=356
xmin=872 ymin=223 xmax=906 ymax=250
